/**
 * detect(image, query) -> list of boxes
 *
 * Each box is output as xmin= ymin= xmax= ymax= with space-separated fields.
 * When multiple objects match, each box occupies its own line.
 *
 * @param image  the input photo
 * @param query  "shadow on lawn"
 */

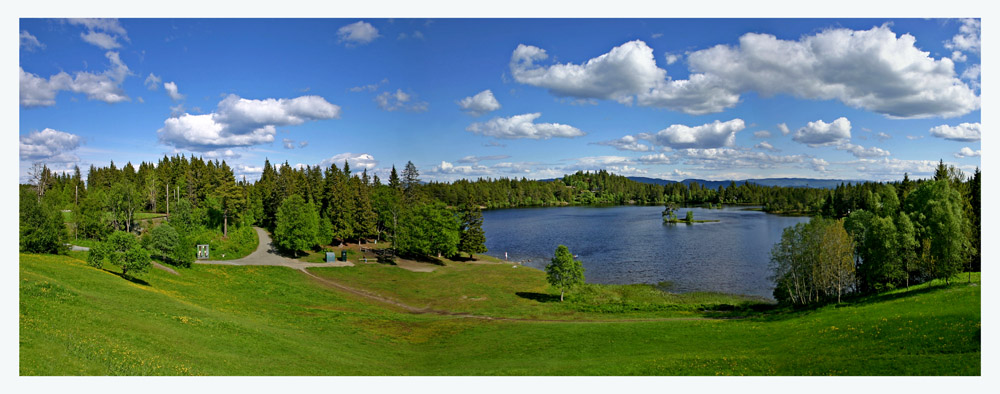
xmin=103 ymin=269 xmax=150 ymax=286
xmin=515 ymin=291 xmax=561 ymax=303
xmin=709 ymin=283 xmax=960 ymax=322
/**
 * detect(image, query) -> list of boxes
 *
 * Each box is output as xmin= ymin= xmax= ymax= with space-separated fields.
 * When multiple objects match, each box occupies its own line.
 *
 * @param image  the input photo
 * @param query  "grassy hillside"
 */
xmin=20 ymin=253 xmax=980 ymax=375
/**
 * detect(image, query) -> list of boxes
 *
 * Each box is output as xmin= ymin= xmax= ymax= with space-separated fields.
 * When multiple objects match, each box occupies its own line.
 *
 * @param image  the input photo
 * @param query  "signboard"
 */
xmin=326 ymin=252 xmax=336 ymax=263
xmin=197 ymin=244 xmax=210 ymax=259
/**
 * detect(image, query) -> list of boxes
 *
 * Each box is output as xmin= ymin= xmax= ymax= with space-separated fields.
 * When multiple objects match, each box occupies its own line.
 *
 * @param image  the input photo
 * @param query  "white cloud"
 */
xmin=337 ymin=21 xmax=380 ymax=46
xmin=510 ymin=40 xmax=665 ymax=105
xmin=145 ymin=73 xmax=161 ymax=90
xmin=201 ymin=149 xmax=241 ymax=160
xmin=80 ymin=31 xmax=121 ymax=49
xmin=636 ymin=153 xmax=672 ymax=164
xmin=853 ymin=158 xmax=945 ymax=178
xmin=961 ymin=64 xmax=981 ymax=90
xmin=755 ymin=141 xmax=778 ymax=152
xmin=674 ymin=148 xmax=807 ymax=170
xmin=236 ymin=164 xmax=263 ymax=174
xmin=511 ymin=26 xmax=979 ymax=118
xmin=20 ymin=128 xmax=82 ymax=162
xmin=283 ymin=138 xmax=296 ymax=149
xmin=929 ymin=122 xmax=980 ymax=142
xmin=792 ymin=117 xmax=851 ymax=146
xmin=836 ymin=142 xmax=891 ymax=158
xmin=638 ymin=119 xmax=745 ymax=149
xmin=158 ymin=94 xmax=341 ymax=151
xmin=19 ymin=51 xmax=130 ymax=107
xmin=320 ymin=153 xmax=379 ymax=170
xmin=635 ymin=74 xmax=741 ymax=115
xmin=753 ymin=130 xmax=771 ymax=139
xmin=164 ymin=81 xmax=184 ymax=101
xmin=484 ymin=141 xmax=507 ymax=148
xmin=954 ymin=147 xmax=981 ymax=158
xmin=466 ymin=113 xmax=585 ymax=140
xmin=876 ymin=132 xmax=892 ymax=141
xmin=951 ymin=51 xmax=967 ymax=62
xmin=777 ymin=123 xmax=790 ymax=136
xmin=458 ymin=90 xmax=502 ymax=116
xmin=592 ymin=135 xmax=651 ymax=152
xmin=686 ymin=25 xmax=980 ymax=118
xmin=20 ymin=30 xmax=44 ymax=51
xmin=906 ymin=135 xmax=924 ymax=140
xmin=664 ymin=52 xmax=680 ymax=65
xmin=68 ymin=18 xmax=129 ymax=49
xmin=299 ymin=140 xmax=309 ymax=148
xmin=431 ymin=161 xmax=493 ymax=176
xmin=945 ymin=18 xmax=980 ymax=54
xmin=349 ymin=78 xmax=388 ymax=92
xmin=375 ymin=89 xmax=429 ymax=112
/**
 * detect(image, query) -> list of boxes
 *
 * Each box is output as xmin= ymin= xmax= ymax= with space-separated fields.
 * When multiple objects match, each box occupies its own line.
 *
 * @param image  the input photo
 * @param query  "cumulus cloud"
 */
xmin=283 ymin=138 xmax=296 ymax=149
xmin=514 ymin=26 xmax=979 ymax=118
xmin=431 ymin=161 xmax=493 ymax=176
xmin=164 ymin=82 xmax=184 ymax=101
xmin=753 ymin=130 xmax=771 ymax=139
xmin=945 ymin=18 xmax=980 ymax=54
xmin=664 ymin=52 xmax=680 ymax=65
xmin=19 ymin=51 xmax=130 ymax=106
xmin=777 ymin=123 xmax=790 ymax=136
xmin=20 ymin=30 xmax=44 ymax=51
xmin=19 ymin=128 xmax=82 ymax=162
xmin=792 ymin=117 xmax=851 ymax=146
xmin=592 ymin=135 xmax=651 ymax=152
xmin=466 ymin=113 xmax=585 ymax=140
xmin=929 ymin=122 xmax=980 ymax=142
xmin=319 ymin=152 xmax=379 ymax=170
xmin=510 ymin=40 xmax=665 ymax=105
xmin=158 ymin=94 xmax=341 ymax=151
xmin=636 ymin=153 xmax=672 ymax=164
xmin=145 ymin=73 xmax=161 ymax=90
xmin=337 ymin=21 xmax=380 ymax=46
xmin=951 ymin=51 xmax=967 ymax=62
xmin=458 ymin=90 xmax=502 ymax=116
xmin=375 ymin=89 xmax=429 ymax=112
xmin=755 ymin=141 xmax=778 ymax=152
xmin=954 ymin=147 xmax=981 ymax=158
xmin=686 ymin=25 xmax=979 ymax=118
xmin=638 ymin=119 xmax=745 ymax=149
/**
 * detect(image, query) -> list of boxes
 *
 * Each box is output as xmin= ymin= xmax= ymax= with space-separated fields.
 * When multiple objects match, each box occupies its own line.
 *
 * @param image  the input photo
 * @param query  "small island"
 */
xmin=662 ymin=205 xmax=721 ymax=224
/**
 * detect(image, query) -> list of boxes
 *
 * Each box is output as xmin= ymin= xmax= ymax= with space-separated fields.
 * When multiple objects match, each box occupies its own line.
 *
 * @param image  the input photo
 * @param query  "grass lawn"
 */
xmin=20 ymin=253 xmax=981 ymax=375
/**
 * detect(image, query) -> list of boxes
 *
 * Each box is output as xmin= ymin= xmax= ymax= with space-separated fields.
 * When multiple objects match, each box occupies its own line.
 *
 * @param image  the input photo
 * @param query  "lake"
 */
xmin=481 ymin=205 xmax=811 ymax=299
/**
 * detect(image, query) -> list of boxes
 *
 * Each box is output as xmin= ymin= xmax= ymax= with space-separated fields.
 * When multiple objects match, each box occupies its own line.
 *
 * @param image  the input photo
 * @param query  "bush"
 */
xmin=19 ymin=189 xmax=68 ymax=255
xmin=87 ymin=231 xmax=151 ymax=277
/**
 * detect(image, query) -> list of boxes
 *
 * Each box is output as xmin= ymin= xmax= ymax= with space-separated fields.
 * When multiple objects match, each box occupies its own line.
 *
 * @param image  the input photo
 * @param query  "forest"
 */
xmin=20 ymin=156 xmax=980 ymax=306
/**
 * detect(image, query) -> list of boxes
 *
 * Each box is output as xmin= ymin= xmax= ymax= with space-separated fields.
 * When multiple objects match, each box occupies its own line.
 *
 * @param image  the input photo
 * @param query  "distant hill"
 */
xmin=538 ymin=175 xmax=859 ymax=189
xmin=625 ymin=176 xmax=859 ymax=189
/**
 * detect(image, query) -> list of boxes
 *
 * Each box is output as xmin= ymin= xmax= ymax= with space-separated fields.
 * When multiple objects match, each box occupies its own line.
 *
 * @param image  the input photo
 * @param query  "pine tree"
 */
xmin=458 ymin=205 xmax=487 ymax=259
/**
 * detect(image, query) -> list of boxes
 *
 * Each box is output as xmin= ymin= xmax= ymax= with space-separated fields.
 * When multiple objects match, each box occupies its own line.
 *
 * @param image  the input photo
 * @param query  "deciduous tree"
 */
xmin=545 ymin=245 xmax=585 ymax=301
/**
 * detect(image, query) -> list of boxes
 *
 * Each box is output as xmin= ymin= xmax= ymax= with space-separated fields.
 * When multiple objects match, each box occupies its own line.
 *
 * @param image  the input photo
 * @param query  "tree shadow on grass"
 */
xmin=516 ymin=292 xmax=561 ymax=303
xmin=711 ymin=284 xmax=953 ymax=322
xmin=103 ymin=269 xmax=150 ymax=286
xmin=398 ymin=253 xmax=447 ymax=266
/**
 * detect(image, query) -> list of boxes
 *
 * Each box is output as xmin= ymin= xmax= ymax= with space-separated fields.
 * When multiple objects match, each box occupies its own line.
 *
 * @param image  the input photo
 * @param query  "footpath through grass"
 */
xmin=20 ymin=253 xmax=980 ymax=375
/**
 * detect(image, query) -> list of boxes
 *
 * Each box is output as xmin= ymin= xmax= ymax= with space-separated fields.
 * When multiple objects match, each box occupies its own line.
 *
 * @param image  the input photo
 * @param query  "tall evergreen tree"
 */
xmin=458 ymin=205 xmax=487 ymax=259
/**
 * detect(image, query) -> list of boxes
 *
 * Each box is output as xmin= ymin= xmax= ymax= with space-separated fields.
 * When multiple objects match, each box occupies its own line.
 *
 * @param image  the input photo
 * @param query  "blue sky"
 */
xmin=18 ymin=18 xmax=982 ymax=183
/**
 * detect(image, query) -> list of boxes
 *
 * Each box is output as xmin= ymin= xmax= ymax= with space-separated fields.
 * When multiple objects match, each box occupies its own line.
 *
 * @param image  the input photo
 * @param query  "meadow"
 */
xmin=19 ymin=252 xmax=981 ymax=375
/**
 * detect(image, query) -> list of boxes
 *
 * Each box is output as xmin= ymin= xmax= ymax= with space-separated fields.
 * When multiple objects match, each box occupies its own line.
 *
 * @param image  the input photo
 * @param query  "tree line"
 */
xmin=770 ymin=161 xmax=980 ymax=305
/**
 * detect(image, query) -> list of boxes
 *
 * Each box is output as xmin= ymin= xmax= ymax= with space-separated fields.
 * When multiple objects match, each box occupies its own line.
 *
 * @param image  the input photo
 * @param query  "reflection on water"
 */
xmin=481 ymin=205 xmax=810 ymax=299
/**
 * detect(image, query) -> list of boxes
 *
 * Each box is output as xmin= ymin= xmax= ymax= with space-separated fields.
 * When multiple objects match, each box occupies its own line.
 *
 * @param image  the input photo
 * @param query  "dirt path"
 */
xmin=194 ymin=227 xmax=354 ymax=269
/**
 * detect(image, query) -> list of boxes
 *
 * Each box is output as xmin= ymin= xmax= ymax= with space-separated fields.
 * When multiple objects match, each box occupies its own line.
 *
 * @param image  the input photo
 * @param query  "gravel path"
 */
xmin=194 ymin=227 xmax=354 ymax=269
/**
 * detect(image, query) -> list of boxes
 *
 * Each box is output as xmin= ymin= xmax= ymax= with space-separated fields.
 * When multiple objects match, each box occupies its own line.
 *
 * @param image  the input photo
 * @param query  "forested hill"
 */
xmin=626 ymin=177 xmax=858 ymax=189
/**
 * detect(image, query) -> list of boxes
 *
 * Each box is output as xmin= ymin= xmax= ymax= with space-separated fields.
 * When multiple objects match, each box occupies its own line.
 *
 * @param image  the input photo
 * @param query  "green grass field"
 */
xmin=19 ymin=253 xmax=980 ymax=375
